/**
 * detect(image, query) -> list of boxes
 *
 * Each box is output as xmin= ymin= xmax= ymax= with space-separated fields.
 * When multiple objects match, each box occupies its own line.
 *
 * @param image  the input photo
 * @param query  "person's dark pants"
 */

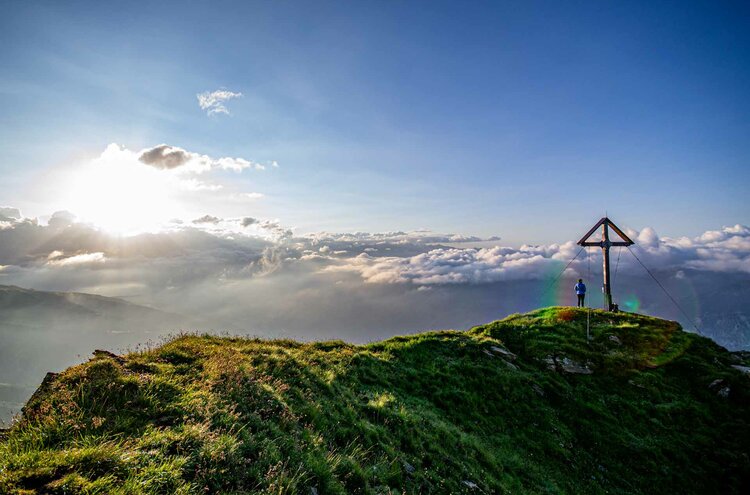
xmin=577 ymin=294 xmax=585 ymax=307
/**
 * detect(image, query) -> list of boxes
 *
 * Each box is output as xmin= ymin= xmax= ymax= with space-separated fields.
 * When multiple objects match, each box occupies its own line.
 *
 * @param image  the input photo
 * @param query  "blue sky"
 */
xmin=1 ymin=0 xmax=748 ymax=244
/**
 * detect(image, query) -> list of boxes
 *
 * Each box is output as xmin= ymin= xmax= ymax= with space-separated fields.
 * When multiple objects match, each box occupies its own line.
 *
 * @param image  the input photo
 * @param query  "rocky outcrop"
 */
xmin=92 ymin=349 xmax=125 ymax=364
xmin=489 ymin=345 xmax=517 ymax=360
xmin=21 ymin=371 xmax=59 ymax=417
xmin=542 ymin=355 xmax=593 ymax=374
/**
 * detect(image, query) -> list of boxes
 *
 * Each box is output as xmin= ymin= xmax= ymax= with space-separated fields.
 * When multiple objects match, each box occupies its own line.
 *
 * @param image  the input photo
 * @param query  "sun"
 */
xmin=59 ymin=144 xmax=183 ymax=235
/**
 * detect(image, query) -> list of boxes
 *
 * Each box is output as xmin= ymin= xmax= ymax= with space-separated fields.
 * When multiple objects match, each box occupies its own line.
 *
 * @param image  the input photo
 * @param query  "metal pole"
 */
xmin=602 ymin=222 xmax=612 ymax=310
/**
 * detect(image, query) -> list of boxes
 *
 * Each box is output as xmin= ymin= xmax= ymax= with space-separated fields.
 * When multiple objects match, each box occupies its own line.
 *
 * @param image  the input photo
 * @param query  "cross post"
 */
xmin=577 ymin=217 xmax=634 ymax=311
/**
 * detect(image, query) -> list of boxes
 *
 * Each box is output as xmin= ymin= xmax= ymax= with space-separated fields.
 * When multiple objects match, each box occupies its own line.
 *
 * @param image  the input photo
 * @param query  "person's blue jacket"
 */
xmin=575 ymin=282 xmax=586 ymax=295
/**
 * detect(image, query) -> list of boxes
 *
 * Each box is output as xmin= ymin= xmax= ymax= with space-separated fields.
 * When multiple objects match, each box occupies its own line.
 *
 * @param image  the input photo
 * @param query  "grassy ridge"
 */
xmin=1 ymin=307 xmax=749 ymax=494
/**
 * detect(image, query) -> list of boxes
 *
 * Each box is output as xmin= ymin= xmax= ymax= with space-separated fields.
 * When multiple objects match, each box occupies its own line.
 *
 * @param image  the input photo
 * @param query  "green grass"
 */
xmin=1 ymin=307 xmax=749 ymax=494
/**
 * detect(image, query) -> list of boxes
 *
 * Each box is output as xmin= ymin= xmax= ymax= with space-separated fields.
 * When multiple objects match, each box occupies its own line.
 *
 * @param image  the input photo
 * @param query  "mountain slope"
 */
xmin=1 ymin=307 xmax=749 ymax=494
xmin=0 ymin=284 xmax=183 ymax=321
xmin=0 ymin=285 xmax=193 ymax=423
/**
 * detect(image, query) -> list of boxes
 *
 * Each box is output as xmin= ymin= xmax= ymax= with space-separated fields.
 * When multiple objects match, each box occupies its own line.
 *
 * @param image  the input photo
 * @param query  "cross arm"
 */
xmin=606 ymin=222 xmax=635 ymax=245
xmin=576 ymin=217 xmax=606 ymax=245
xmin=579 ymin=241 xmax=633 ymax=247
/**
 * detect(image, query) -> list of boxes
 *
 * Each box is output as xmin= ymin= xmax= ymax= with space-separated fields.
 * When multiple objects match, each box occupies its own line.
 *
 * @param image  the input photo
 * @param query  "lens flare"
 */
xmin=621 ymin=294 xmax=641 ymax=312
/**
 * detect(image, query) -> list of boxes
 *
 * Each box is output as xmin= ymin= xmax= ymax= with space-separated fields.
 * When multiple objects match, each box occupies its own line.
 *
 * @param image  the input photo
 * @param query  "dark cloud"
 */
xmin=138 ymin=144 xmax=192 ymax=170
xmin=192 ymin=215 xmax=222 ymax=225
xmin=240 ymin=217 xmax=259 ymax=227
xmin=137 ymin=144 xmax=261 ymax=173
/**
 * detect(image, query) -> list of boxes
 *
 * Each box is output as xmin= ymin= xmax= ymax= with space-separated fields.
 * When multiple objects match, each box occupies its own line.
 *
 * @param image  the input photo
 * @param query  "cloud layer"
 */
xmin=1 ymin=208 xmax=749 ymax=349
xmin=321 ymin=225 xmax=750 ymax=286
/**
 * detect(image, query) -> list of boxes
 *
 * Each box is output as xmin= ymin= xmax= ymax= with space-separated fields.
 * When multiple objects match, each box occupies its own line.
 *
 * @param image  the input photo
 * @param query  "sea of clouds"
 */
xmin=1 ymin=206 xmax=749 ymax=347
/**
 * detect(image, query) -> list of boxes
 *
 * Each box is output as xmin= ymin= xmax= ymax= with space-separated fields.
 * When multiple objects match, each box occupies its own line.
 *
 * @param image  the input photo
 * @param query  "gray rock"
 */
xmin=542 ymin=356 xmax=556 ymax=371
xmin=482 ymin=350 xmax=495 ymax=358
xmin=718 ymin=387 xmax=731 ymax=398
xmin=708 ymin=379 xmax=725 ymax=390
xmin=559 ymin=357 xmax=593 ymax=375
xmin=732 ymin=365 xmax=750 ymax=375
xmin=503 ymin=360 xmax=519 ymax=371
xmin=608 ymin=335 xmax=622 ymax=345
xmin=490 ymin=346 xmax=517 ymax=360
xmin=402 ymin=460 xmax=415 ymax=474
xmin=532 ymin=384 xmax=545 ymax=397
xmin=462 ymin=480 xmax=479 ymax=490
xmin=309 ymin=488 xmax=319 ymax=495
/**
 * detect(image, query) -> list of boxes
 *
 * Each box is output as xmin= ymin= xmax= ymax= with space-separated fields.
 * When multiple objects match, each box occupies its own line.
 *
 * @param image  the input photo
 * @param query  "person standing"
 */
xmin=575 ymin=279 xmax=586 ymax=307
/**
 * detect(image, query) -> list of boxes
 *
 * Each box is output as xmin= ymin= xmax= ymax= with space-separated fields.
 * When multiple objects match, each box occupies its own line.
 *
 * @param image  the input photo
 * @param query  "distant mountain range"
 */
xmin=0 ymin=285 xmax=193 ymax=423
xmin=700 ymin=311 xmax=750 ymax=351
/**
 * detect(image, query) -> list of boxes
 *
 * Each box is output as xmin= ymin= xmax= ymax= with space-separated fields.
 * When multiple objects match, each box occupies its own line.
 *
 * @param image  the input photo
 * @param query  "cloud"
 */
xmin=138 ymin=145 xmax=192 ymax=170
xmin=258 ymin=220 xmax=293 ymax=240
xmin=326 ymin=247 xmax=551 ymax=285
xmin=48 ymin=211 xmax=76 ymax=229
xmin=138 ymin=144 xmax=264 ymax=174
xmin=318 ymin=224 xmax=750 ymax=286
xmin=0 ymin=207 xmax=21 ymax=221
xmin=192 ymin=215 xmax=222 ymax=225
xmin=196 ymin=89 xmax=243 ymax=116
xmin=46 ymin=252 xmax=106 ymax=267
xmin=302 ymin=230 xmax=499 ymax=246
xmin=1 ymin=208 xmax=749 ymax=349
xmin=179 ymin=178 xmax=223 ymax=192
xmin=234 ymin=192 xmax=265 ymax=200
xmin=3 ymin=207 xmax=748 ymax=286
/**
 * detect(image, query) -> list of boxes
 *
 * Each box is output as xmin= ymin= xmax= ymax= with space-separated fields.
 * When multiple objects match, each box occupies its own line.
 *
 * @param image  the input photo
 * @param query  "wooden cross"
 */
xmin=577 ymin=217 xmax=634 ymax=311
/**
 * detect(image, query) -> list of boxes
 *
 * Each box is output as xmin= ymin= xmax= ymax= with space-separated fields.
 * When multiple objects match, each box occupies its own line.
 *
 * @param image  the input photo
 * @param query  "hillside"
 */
xmin=1 ymin=307 xmax=749 ymax=494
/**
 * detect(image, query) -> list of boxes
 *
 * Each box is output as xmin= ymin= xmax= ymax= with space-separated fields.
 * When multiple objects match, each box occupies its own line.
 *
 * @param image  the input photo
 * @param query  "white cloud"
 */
xmin=47 ymin=250 xmax=64 ymax=260
xmin=46 ymin=252 xmax=106 ymax=267
xmin=0 ymin=207 xmax=21 ymax=221
xmin=196 ymin=89 xmax=243 ymax=116
xmin=323 ymin=224 xmax=750 ymax=285
xmin=179 ymin=178 xmax=224 ymax=192
xmin=302 ymin=230 xmax=499 ymax=245
xmin=258 ymin=219 xmax=293 ymax=240
xmin=48 ymin=211 xmax=76 ymax=229
xmin=326 ymin=247 xmax=550 ymax=285
xmin=234 ymin=192 xmax=265 ymax=200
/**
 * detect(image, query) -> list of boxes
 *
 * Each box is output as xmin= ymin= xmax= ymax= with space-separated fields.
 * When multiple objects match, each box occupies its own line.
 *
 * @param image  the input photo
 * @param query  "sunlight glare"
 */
xmin=59 ymin=144 xmax=183 ymax=235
